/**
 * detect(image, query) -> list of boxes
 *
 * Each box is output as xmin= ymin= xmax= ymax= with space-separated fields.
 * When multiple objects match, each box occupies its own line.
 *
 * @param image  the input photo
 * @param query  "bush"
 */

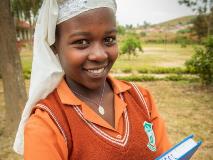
xmin=164 ymin=75 xmax=199 ymax=82
xmin=115 ymin=74 xmax=199 ymax=82
xmin=185 ymin=36 xmax=213 ymax=85
xmin=137 ymin=67 xmax=188 ymax=74
xmin=117 ymin=25 xmax=126 ymax=35
xmin=120 ymin=34 xmax=143 ymax=60
xmin=116 ymin=75 xmax=158 ymax=82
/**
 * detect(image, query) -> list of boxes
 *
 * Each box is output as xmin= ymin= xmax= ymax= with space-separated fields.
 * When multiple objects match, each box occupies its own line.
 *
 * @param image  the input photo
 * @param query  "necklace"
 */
xmin=70 ymin=81 xmax=106 ymax=115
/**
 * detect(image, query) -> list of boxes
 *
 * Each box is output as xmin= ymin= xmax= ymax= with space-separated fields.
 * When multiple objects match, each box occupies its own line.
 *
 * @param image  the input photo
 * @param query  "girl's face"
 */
xmin=55 ymin=8 xmax=118 ymax=90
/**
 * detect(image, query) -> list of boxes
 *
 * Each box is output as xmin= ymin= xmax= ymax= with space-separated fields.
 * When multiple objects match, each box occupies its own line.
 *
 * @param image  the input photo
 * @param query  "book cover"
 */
xmin=156 ymin=135 xmax=202 ymax=160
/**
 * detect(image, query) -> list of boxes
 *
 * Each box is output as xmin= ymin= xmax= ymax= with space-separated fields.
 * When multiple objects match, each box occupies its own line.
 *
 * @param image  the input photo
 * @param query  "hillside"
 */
xmin=133 ymin=15 xmax=197 ymax=43
xmin=153 ymin=15 xmax=196 ymax=28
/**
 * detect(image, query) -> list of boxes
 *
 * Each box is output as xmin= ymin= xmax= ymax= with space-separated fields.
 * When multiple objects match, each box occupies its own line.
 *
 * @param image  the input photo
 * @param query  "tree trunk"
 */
xmin=0 ymin=0 xmax=27 ymax=133
xmin=208 ymin=7 xmax=213 ymax=36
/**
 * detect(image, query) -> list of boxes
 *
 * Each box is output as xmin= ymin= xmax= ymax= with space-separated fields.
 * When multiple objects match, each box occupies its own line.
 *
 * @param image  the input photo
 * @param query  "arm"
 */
xmin=24 ymin=109 xmax=68 ymax=160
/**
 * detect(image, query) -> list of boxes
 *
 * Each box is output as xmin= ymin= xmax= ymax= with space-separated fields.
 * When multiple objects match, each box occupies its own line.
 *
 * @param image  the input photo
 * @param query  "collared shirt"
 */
xmin=56 ymin=75 xmax=130 ymax=136
xmin=24 ymin=76 xmax=131 ymax=159
xmin=24 ymin=76 xmax=171 ymax=159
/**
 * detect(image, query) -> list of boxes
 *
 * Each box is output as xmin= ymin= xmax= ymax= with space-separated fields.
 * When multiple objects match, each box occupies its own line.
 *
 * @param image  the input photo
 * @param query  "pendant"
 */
xmin=98 ymin=105 xmax=105 ymax=115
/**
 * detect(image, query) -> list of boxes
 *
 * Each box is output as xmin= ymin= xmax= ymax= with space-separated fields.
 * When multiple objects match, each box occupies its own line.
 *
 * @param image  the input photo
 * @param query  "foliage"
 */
xmin=115 ymin=74 xmax=199 ymax=82
xmin=112 ymin=66 xmax=197 ymax=74
xmin=120 ymin=34 xmax=143 ymax=60
xmin=117 ymin=25 xmax=126 ymax=35
xmin=125 ymin=24 xmax=133 ymax=29
xmin=142 ymin=21 xmax=151 ymax=29
xmin=178 ymin=0 xmax=213 ymax=14
xmin=178 ymin=0 xmax=213 ymax=38
xmin=116 ymin=75 xmax=158 ymax=82
xmin=176 ymin=35 xmax=189 ymax=47
xmin=138 ymin=67 xmax=192 ymax=74
xmin=11 ymin=0 xmax=42 ymax=24
xmin=185 ymin=36 xmax=213 ymax=85
xmin=164 ymin=74 xmax=199 ymax=82
xmin=192 ymin=14 xmax=208 ymax=40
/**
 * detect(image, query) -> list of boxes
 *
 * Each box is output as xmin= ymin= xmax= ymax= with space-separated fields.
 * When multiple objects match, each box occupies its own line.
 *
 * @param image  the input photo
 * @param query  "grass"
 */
xmin=112 ymin=44 xmax=198 ymax=72
xmin=0 ymin=80 xmax=213 ymax=159
xmin=138 ymin=81 xmax=213 ymax=160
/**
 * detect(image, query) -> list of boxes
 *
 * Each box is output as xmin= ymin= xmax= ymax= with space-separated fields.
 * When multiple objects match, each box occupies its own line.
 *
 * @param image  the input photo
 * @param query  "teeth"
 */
xmin=87 ymin=68 xmax=105 ymax=74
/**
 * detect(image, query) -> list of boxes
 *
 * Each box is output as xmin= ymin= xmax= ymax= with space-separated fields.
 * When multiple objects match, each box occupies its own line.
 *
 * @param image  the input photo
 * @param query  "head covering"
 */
xmin=13 ymin=0 xmax=116 ymax=155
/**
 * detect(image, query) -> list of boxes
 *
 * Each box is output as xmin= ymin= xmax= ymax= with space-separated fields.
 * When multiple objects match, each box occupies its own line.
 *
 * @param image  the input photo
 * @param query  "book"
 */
xmin=156 ymin=135 xmax=202 ymax=160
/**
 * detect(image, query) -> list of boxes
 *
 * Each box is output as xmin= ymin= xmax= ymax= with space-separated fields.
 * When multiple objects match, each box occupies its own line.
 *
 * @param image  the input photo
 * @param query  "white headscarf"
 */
xmin=13 ymin=0 xmax=116 ymax=155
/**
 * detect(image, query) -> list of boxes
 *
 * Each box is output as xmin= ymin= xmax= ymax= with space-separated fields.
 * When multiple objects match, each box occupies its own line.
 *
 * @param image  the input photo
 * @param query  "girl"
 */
xmin=14 ymin=0 xmax=171 ymax=159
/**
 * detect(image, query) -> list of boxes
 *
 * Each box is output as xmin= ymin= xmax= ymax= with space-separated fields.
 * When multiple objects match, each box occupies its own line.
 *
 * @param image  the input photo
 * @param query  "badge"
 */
xmin=143 ymin=121 xmax=156 ymax=152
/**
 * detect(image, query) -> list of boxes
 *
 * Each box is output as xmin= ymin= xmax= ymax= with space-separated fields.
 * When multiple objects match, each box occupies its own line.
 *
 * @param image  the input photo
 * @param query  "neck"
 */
xmin=65 ymin=76 xmax=105 ymax=99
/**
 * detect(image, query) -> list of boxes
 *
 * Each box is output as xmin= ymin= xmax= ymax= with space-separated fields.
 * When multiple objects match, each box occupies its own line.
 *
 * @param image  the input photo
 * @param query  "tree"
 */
xmin=0 ymin=0 xmax=27 ymax=132
xmin=11 ymin=0 xmax=42 ymax=24
xmin=143 ymin=21 xmax=151 ymax=29
xmin=11 ymin=0 xmax=42 ymax=41
xmin=179 ymin=0 xmax=213 ymax=38
xmin=117 ymin=25 xmax=126 ymax=35
xmin=185 ymin=36 xmax=213 ymax=85
xmin=121 ymin=34 xmax=143 ymax=60
xmin=192 ymin=14 xmax=208 ymax=40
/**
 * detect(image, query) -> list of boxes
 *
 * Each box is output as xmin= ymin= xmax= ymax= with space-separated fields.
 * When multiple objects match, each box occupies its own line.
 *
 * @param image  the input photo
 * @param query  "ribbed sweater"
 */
xmin=34 ymin=82 xmax=170 ymax=160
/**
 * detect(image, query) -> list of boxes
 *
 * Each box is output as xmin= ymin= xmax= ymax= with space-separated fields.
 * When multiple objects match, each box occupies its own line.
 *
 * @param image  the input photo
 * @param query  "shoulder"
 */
xmin=24 ymin=108 xmax=68 ymax=159
xmin=25 ymin=108 xmax=61 ymax=135
xmin=119 ymin=80 xmax=159 ymax=119
xmin=118 ymin=79 xmax=151 ymax=98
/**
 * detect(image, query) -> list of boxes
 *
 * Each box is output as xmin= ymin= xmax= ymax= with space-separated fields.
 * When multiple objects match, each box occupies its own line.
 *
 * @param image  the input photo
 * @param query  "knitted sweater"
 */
xmin=33 ymin=81 xmax=170 ymax=160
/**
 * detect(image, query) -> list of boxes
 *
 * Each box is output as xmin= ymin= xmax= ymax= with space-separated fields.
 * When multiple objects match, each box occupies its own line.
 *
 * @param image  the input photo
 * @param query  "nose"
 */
xmin=88 ymin=42 xmax=108 ymax=62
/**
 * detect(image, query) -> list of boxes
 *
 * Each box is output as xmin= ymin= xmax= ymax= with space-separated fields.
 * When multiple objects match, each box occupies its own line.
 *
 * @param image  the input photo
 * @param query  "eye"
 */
xmin=104 ymin=36 xmax=117 ymax=46
xmin=71 ymin=39 xmax=90 ymax=49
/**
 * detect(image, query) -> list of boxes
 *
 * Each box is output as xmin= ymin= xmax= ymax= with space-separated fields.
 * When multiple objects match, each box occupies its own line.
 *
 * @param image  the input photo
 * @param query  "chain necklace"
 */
xmin=70 ymin=81 xmax=106 ymax=115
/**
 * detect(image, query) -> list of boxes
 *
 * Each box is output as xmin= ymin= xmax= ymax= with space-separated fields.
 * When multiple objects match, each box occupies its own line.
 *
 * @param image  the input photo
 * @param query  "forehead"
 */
xmin=57 ymin=8 xmax=116 ymax=35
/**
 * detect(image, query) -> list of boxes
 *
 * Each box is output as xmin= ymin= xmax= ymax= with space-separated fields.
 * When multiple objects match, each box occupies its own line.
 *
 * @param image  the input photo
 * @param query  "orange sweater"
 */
xmin=25 ymin=77 xmax=171 ymax=160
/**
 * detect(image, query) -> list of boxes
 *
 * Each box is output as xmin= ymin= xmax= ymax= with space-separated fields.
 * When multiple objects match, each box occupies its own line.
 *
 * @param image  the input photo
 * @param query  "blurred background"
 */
xmin=0 ymin=0 xmax=212 ymax=159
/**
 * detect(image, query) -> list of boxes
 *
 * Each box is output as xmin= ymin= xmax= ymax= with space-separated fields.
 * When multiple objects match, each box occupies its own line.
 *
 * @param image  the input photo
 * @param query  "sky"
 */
xmin=116 ymin=0 xmax=196 ymax=26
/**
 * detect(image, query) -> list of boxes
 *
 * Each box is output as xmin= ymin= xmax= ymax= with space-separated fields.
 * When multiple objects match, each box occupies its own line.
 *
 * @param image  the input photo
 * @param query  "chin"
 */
xmin=84 ymin=75 xmax=107 ymax=90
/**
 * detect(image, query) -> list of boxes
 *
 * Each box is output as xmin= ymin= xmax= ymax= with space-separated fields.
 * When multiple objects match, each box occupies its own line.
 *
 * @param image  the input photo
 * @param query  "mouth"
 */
xmin=87 ymin=68 xmax=105 ymax=74
xmin=83 ymin=64 xmax=109 ymax=78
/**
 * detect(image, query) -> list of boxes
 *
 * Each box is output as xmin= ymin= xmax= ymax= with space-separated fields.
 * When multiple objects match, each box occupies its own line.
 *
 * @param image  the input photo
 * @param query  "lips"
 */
xmin=83 ymin=64 xmax=109 ymax=78
xmin=87 ymin=68 xmax=105 ymax=74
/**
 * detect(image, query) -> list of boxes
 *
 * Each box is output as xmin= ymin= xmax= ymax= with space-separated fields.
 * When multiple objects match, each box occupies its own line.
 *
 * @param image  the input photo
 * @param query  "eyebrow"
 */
xmin=68 ymin=28 xmax=117 ymax=38
xmin=104 ymin=28 xmax=117 ymax=35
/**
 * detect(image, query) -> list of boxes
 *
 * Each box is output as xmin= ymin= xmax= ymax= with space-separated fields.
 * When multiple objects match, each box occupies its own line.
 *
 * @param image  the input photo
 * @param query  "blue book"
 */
xmin=156 ymin=135 xmax=202 ymax=160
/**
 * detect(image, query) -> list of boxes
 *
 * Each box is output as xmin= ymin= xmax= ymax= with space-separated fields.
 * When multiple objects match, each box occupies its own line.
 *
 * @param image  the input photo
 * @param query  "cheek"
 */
xmin=59 ymin=50 xmax=87 ymax=69
xmin=109 ymin=45 xmax=118 ymax=62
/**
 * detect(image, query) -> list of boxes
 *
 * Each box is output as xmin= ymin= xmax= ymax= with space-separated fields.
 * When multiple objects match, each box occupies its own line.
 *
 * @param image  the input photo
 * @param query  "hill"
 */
xmin=153 ymin=15 xmax=196 ymax=28
xmin=133 ymin=15 xmax=197 ymax=43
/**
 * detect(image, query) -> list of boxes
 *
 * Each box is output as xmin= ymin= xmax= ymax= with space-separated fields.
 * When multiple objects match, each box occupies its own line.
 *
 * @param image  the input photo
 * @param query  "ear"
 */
xmin=50 ymin=43 xmax=58 ymax=55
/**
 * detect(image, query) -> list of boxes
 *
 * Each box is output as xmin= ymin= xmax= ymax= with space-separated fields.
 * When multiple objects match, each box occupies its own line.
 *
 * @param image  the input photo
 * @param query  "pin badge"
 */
xmin=143 ymin=121 xmax=157 ymax=152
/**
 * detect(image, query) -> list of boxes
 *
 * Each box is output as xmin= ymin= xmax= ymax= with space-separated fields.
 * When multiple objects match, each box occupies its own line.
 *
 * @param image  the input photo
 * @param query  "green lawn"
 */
xmin=113 ymin=44 xmax=197 ymax=72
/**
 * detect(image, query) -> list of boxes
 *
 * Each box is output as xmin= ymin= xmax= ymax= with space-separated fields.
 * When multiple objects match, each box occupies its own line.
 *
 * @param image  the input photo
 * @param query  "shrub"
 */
xmin=115 ymin=74 xmax=199 ymax=82
xmin=185 ymin=36 xmax=213 ymax=85
xmin=120 ymin=34 xmax=143 ymax=60
xmin=137 ymin=67 xmax=188 ymax=74
xmin=116 ymin=75 xmax=158 ymax=82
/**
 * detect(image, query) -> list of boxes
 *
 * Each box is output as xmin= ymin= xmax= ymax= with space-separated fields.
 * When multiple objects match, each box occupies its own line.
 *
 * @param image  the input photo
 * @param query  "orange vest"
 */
xmin=33 ymin=82 xmax=169 ymax=160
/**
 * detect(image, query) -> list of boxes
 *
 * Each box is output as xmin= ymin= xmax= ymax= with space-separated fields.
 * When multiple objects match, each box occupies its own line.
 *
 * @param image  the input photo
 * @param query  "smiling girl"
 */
xmin=14 ymin=0 xmax=171 ymax=159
